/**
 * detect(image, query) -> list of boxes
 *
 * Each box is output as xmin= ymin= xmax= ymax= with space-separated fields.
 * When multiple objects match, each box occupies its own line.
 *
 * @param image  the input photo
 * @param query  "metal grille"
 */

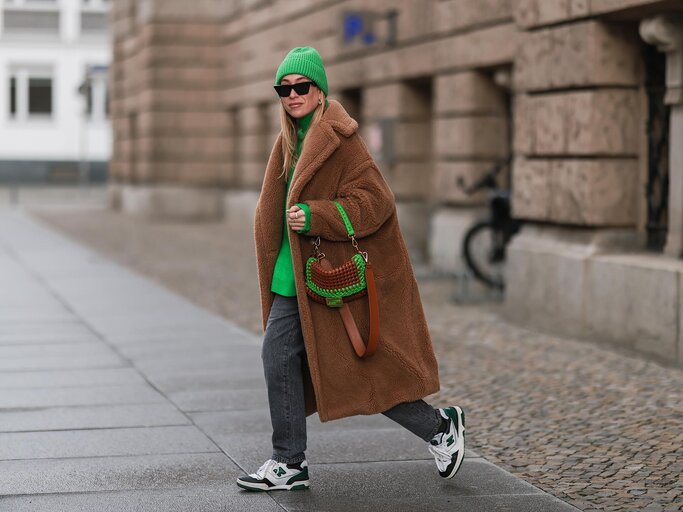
xmin=644 ymin=45 xmax=670 ymax=251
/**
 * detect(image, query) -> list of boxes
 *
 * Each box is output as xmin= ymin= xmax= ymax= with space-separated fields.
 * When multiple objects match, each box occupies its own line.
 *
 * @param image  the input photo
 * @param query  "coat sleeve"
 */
xmin=305 ymin=158 xmax=395 ymax=241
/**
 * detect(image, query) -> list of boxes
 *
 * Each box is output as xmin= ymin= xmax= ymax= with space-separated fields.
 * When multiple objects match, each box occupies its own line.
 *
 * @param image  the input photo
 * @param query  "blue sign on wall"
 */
xmin=343 ymin=12 xmax=376 ymax=45
xmin=342 ymin=10 xmax=397 ymax=46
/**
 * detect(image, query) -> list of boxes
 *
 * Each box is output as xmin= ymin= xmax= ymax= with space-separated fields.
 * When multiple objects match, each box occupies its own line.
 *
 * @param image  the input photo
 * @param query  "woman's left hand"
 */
xmin=287 ymin=205 xmax=306 ymax=232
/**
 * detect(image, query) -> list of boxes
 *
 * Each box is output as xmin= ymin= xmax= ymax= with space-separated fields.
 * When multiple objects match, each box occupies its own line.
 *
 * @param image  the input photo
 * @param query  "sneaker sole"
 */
xmin=441 ymin=406 xmax=466 ymax=480
xmin=236 ymin=479 xmax=310 ymax=492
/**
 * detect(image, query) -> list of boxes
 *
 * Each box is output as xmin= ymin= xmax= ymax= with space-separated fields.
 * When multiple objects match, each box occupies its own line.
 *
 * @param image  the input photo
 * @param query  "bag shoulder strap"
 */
xmin=334 ymin=201 xmax=355 ymax=237
xmin=320 ymin=258 xmax=380 ymax=359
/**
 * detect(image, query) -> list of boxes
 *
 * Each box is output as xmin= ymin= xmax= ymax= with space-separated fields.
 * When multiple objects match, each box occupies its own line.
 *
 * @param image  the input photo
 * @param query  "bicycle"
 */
xmin=458 ymin=157 xmax=520 ymax=291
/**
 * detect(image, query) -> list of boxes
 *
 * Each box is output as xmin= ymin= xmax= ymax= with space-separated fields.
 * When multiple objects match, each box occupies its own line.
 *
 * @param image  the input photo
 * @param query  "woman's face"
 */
xmin=279 ymin=74 xmax=322 ymax=119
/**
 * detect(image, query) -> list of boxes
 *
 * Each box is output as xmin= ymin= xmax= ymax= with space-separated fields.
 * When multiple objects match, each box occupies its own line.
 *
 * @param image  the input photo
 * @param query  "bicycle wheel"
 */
xmin=462 ymin=220 xmax=505 ymax=290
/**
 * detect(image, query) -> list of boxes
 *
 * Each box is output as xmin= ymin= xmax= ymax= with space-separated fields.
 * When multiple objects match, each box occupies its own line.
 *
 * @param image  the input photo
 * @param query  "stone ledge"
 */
xmin=113 ymin=184 xmax=224 ymax=221
xmin=506 ymin=226 xmax=682 ymax=365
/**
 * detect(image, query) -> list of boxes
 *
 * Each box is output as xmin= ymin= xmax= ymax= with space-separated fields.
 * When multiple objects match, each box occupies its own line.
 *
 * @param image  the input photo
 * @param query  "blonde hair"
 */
xmin=278 ymin=92 xmax=326 ymax=181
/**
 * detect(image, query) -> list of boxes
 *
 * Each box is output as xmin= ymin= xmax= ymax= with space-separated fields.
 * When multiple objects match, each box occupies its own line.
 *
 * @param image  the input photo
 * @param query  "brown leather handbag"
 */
xmin=304 ymin=202 xmax=380 ymax=358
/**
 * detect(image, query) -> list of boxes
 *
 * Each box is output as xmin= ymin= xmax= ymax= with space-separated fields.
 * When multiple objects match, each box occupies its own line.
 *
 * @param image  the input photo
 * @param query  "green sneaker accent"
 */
xmin=274 ymin=467 xmax=286 ymax=477
xmin=286 ymin=467 xmax=309 ymax=485
xmin=446 ymin=435 xmax=454 ymax=447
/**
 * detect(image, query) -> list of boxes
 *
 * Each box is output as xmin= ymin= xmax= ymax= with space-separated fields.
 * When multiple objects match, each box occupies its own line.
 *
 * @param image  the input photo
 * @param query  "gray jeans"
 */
xmin=262 ymin=294 xmax=442 ymax=464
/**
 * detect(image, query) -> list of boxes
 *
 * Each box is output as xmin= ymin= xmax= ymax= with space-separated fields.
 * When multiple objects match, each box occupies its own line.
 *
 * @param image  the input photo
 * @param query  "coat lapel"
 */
xmin=287 ymin=121 xmax=339 ymax=205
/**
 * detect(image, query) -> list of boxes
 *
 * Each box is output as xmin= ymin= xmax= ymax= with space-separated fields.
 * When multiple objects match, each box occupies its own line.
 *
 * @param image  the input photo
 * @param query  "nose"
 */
xmin=288 ymin=89 xmax=299 ymax=98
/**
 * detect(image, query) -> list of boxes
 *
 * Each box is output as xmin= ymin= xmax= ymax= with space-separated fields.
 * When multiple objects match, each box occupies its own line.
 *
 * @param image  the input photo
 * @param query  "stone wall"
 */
xmin=111 ymin=0 xmax=683 ymax=362
xmin=110 ymin=0 xmax=227 ymax=218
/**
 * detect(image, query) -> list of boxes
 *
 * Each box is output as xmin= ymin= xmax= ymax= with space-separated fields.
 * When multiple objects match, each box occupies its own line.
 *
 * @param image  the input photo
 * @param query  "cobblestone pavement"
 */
xmin=34 ymin=208 xmax=683 ymax=512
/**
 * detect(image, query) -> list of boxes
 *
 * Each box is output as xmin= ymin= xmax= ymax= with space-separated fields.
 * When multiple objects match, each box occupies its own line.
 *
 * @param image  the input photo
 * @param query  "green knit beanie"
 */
xmin=275 ymin=46 xmax=328 ymax=96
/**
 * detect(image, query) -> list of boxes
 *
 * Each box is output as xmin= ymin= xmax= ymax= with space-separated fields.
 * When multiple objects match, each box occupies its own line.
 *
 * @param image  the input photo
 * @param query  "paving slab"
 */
xmin=0 ymin=426 xmax=219 ymax=460
xmin=166 ymin=387 xmax=269 ymax=413
xmin=0 ymin=341 xmax=115 ymax=359
xmin=0 ymin=353 xmax=125 ymax=372
xmin=0 ymin=403 xmax=190 ymax=433
xmin=0 ymin=453 xmax=238 ymax=495
xmin=0 ymin=322 xmax=97 ymax=345
xmin=0 ymin=367 xmax=146 ymax=389
xmin=0 ymin=211 xmax=580 ymax=511
xmin=149 ymin=370 xmax=266 ymax=394
xmin=0 ymin=385 xmax=165 ymax=409
xmin=0 ymin=485 xmax=283 ymax=512
xmin=199 ymin=428 xmax=483 ymax=474
xmin=132 ymin=348 xmax=263 ymax=374
xmin=271 ymin=460 xmax=579 ymax=512
xmin=115 ymin=338 xmax=256 ymax=360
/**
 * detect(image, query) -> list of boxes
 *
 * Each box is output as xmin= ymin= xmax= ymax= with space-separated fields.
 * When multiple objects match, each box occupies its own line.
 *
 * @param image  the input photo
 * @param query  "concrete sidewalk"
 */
xmin=0 ymin=211 xmax=578 ymax=511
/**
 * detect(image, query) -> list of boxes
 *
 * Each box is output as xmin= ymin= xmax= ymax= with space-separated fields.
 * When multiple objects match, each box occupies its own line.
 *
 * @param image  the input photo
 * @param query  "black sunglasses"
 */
xmin=273 ymin=81 xmax=315 ymax=97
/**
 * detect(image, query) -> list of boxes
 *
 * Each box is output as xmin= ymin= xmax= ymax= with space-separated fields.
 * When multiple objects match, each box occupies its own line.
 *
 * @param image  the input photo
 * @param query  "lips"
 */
xmin=289 ymin=103 xmax=303 ymax=108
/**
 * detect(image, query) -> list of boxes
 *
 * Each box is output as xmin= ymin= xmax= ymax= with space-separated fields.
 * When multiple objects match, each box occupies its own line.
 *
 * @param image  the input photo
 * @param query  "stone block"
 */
xmin=143 ymin=0 xmax=231 ymax=22
xmin=570 ymin=0 xmax=590 ymax=17
xmin=173 ymin=163 xmax=224 ymax=186
xmin=223 ymin=190 xmax=259 ymax=229
xmin=237 ymin=105 xmax=270 ymax=134
xmin=138 ymin=89 xmax=223 ymax=112
xmin=384 ymin=162 xmax=432 ymax=201
xmin=436 ymin=23 xmax=517 ymax=73
xmin=515 ymin=90 xmax=640 ymax=156
xmin=680 ymin=281 xmax=683 ymax=366
xmin=140 ymin=22 xmax=221 ymax=45
xmin=364 ymin=39 xmax=439 ymax=83
xmin=363 ymin=83 xmax=431 ymax=121
xmin=393 ymin=121 xmax=432 ymax=160
xmin=434 ymin=71 xmax=507 ymax=115
xmin=139 ymin=112 xmax=232 ymax=136
xmin=512 ymin=158 xmax=551 ymax=220
xmin=137 ymin=137 xmax=231 ymax=161
xmin=552 ymin=159 xmax=637 ymax=226
xmin=434 ymin=0 xmax=513 ymax=33
xmin=238 ymin=162 xmax=267 ymax=190
xmin=433 ymin=161 xmax=495 ymax=206
xmin=505 ymin=225 xmax=591 ymax=339
xmin=512 ymin=158 xmax=638 ymax=226
xmin=514 ymin=0 xmax=570 ymax=29
xmin=434 ymin=117 xmax=508 ymax=158
xmin=513 ymin=94 xmax=533 ymax=154
xmin=429 ymin=207 xmax=487 ymax=274
xmin=236 ymin=134 xmax=269 ymax=161
xmin=140 ymin=45 xmax=223 ymax=68
xmin=396 ymin=202 xmax=431 ymax=264
xmin=583 ymin=254 xmax=680 ymax=360
xmin=145 ymin=67 xmax=224 ymax=90
xmin=120 ymin=184 xmax=223 ymax=221
xmin=515 ymin=21 xmax=643 ymax=91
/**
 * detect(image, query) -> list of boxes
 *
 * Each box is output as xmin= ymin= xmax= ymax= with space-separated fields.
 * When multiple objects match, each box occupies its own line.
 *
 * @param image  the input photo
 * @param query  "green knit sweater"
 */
xmin=270 ymin=111 xmax=313 ymax=296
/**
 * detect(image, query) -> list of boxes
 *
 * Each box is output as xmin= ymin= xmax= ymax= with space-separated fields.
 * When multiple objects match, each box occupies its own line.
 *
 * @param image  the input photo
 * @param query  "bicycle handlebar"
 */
xmin=458 ymin=156 xmax=512 ymax=195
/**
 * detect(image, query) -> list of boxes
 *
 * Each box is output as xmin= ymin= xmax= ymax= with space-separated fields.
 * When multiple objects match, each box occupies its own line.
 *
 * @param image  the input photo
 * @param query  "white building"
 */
xmin=0 ymin=0 xmax=111 ymax=183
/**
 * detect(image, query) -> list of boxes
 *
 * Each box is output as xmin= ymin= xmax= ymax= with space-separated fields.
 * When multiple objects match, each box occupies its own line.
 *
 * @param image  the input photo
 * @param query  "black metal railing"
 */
xmin=644 ymin=45 xmax=670 ymax=251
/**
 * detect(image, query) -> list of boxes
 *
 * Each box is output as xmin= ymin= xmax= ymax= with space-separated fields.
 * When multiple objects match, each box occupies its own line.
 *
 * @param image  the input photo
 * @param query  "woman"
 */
xmin=236 ymin=47 xmax=465 ymax=492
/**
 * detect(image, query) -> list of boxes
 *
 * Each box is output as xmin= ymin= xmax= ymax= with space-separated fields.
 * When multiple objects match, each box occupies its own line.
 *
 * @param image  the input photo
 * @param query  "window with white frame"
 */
xmin=8 ymin=66 xmax=54 ymax=120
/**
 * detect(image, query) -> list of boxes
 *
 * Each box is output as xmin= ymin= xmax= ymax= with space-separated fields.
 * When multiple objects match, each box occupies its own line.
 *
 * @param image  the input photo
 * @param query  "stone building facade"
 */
xmin=110 ymin=0 xmax=683 ymax=365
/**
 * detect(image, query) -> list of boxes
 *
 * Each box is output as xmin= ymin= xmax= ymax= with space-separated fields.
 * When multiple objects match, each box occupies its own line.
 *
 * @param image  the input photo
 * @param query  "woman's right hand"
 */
xmin=287 ymin=205 xmax=306 ymax=232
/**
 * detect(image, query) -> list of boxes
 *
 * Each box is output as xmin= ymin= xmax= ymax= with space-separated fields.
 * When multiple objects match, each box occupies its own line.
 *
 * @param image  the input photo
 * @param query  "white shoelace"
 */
xmin=253 ymin=459 xmax=278 ymax=479
xmin=428 ymin=436 xmax=455 ymax=472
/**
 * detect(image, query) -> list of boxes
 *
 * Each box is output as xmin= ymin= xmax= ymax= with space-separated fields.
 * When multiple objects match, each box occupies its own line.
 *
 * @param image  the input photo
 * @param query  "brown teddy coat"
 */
xmin=254 ymin=100 xmax=440 ymax=422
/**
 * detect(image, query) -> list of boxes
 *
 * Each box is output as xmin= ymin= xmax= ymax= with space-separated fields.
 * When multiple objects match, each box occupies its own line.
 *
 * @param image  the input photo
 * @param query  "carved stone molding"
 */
xmin=640 ymin=15 xmax=683 ymax=105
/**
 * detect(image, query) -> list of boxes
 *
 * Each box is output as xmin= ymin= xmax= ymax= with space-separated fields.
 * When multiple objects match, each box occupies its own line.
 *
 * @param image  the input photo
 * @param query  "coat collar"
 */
xmin=287 ymin=100 xmax=358 ymax=204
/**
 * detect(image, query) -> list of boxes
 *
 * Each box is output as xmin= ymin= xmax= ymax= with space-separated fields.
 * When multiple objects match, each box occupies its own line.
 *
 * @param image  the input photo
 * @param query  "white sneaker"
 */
xmin=428 ymin=406 xmax=466 ymax=479
xmin=236 ymin=459 xmax=310 ymax=491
